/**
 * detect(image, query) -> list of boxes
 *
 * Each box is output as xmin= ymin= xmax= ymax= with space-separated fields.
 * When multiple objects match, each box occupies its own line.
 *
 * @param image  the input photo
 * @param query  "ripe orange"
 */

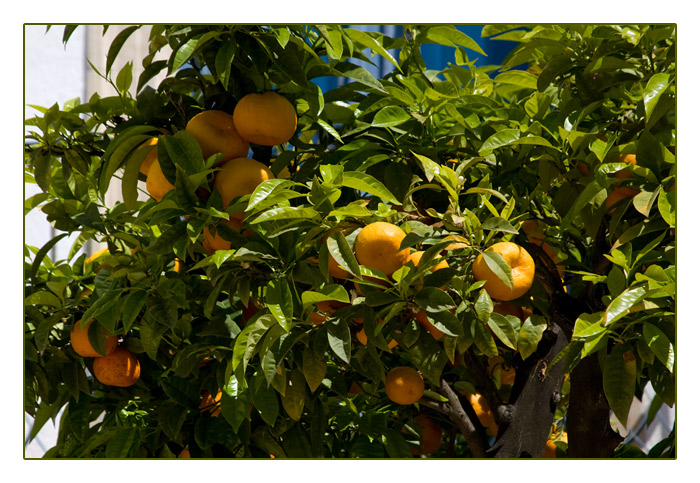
xmin=410 ymin=414 xmax=443 ymax=455
xmin=544 ymin=431 xmax=568 ymax=458
xmin=354 ymin=222 xmax=410 ymax=277
xmin=185 ymin=110 xmax=249 ymax=164
xmin=606 ymin=153 xmax=640 ymax=212
xmin=146 ymin=159 xmax=175 ymax=202
xmin=467 ymin=393 xmax=498 ymax=436
xmin=213 ymin=157 xmax=275 ymax=213
xmin=472 ymin=242 xmax=535 ymax=301
xmin=178 ymin=448 xmax=191 ymax=458
xmin=385 ymin=366 xmax=424 ymax=405
xmin=70 ymin=319 xmax=118 ymax=358
xmin=321 ymin=228 xmax=354 ymax=280
xmin=138 ymin=137 xmax=159 ymax=176
xmin=199 ymin=389 xmax=222 ymax=417
xmin=202 ymin=216 xmax=243 ymax=253
xmin=487 ymin=355 xmax=516 ymax=385
xmin=85 ymin=247 xmax=110 ymax=267
xmin=93 ymin=347 xmax=141 ymax=387
xmin=407 ymin=250 xmax=449 ymax=272
xmin=233 ymin=91 xmax=297 ymax=146
xmin=415 ymin=310 xmax=444 ymax=340
xmin=520 ymin=220 xmax=564 ymax=277
xmin=356 ymin=319 xmax=398 ymax=348
xmin=309 ymin=299 xmax=349 ymax=325
xmin=348 ymin=381 xmax=363 ymax=394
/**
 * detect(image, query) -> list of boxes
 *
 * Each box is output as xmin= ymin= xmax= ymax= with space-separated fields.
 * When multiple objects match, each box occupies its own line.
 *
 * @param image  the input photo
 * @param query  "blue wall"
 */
xmin=312 ymin=25 xmax=519 ymax=93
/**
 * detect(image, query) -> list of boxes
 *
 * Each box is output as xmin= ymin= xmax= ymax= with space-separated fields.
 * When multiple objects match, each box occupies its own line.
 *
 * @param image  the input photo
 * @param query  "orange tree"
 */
xmin=24 ymin=24 xmax=675 ymax=458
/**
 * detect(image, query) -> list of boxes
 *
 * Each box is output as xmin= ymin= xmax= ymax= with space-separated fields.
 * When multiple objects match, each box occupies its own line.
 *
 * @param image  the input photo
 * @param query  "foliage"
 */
xmin=24 ymin=24 xmax=675 ymax=458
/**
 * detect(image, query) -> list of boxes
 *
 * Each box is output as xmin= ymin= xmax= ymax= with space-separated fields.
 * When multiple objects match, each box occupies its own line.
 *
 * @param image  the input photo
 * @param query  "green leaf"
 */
xmin=29 ymin=233 xmax=68 ymax=285
xmin=214 ymin=37 xmax=237 ymax=90
xmin=302 ymin=348 xmax=327 ymax=393
xmin=339 ymin=171 xmax=401 ymax=205
xmin=474 ymin=289 xmax=493 ymax=322
xmin=327 ymin=230 xmax=362 ymax=278
xmin=603 ymin=344 xmax=637 ymax=427
xmin=344 ymin=28 xmax=400 ymax=70
xmin=252 ymin=382 xmax=279 ymax=427
xmin=480 ymin=216 xmax=518 ymax=234
xmin=480 ymin=251 xmax=513 ymax=290
xmin=281 ymin=369 xmax=306 ymax=421
xmin=372 ymin=105 xmax=411 ymax=128
xmin=488 ymin=313 xmax=519 ymax=350
xmin=424 ymin=25 xmax=486 ymax=55
xmin=163 ymin=130 xmax=205 ymax=175
xmin=250 ymin=206 xmax=320 ymax=224
xmin=105 ymin=427 xmax=139 ymax=458
xmin=643 ymin=323 xmax=675 ymax=373
xmin=517 ymin=314 xmax=548 ymax=359
xmin=115 ymin=61 xmax=133 ymax=94
xmin=494 ymin=70 xmax=538 ymax=90
xmin=171 ymin=36 xmax=199 ymax=72
xmin=326 ymin=319 xmax=351 ymax=363
xmin=604 ymin=286 xmax=648 ymax=327
xmin=122 ymin=290 xmax=148 ymax=333
xmin=657 ymin=188 xmax=676 ymax=228
xmin=106 ymin=26 xmax=141 ymax=74
xmin=266 ymin=278 xmax=294 ymax=331
xmin=643 ymin=73 xmax=671 ymax=122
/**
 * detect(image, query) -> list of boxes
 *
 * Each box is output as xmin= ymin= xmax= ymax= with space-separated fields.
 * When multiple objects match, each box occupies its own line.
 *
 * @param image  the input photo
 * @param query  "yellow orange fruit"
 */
xmin=544 ymin=432 xmax=568 ymax=458
xmin=487 ymin=355 xmax=516 ymax=385
xmin=93 ymin=347 xmax=141 ymax=387
xmin=385 ymin=366 xmax=424 ymax=405
xmin=354 ymin=222 xmax=410 ymax=277
xmin=309 ymin=299 xmax=349 ymax=325
xmin=185 ymin=110 xmax=249 ymax=164
xmin=138 ymin=137 xmax=159 ymax=176
xmin=233 ymin=91 xmax=297 ymax=146
xmin=472 ymin=242 xmax=535 ymax=301
xmin=70 ymin=319 xmax=118 ymax=358
xmin=467 ymin=393 xmax=499 ymax=436
xmin=415 ymin=310 xmax=444 ymax=340
xmin=520 ymin=219 xmax=564 ymax=277
xmin=356 ymin=319 xmax=398 ymax=348
xmin=614 ymin=153 xmax=637 ymax=179
xmin=407 ymin=250 xmax=449 ymax=272
xmin=85 ymin=247 xmax=110 ymax=267
xmin=200 ymin=389 xmax=222 ymax=417
xmin=146 ymin=159 xmax=175 ymax=202
xmin=606 ymin=153 xmax=640 ymax=212
xmin=202 ymin=216 xmax=243 ymax=254
xmin=213 ymin=157 xmax=275 ymax=213
xmin=410 ymin=414 xmax=443 ymax=455
xmin=178 ymin=448 xmax=191 ymax=458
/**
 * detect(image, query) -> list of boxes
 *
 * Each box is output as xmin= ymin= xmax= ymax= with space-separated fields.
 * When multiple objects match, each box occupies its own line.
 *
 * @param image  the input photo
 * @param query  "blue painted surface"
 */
xmin=311 ymin=25 xmax=520 ymax=93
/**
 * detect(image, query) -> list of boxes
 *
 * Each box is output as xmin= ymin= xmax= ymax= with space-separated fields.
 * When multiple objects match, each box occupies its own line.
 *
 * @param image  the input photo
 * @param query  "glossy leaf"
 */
xmin=603 ymin=344 xmax=637 ymax=427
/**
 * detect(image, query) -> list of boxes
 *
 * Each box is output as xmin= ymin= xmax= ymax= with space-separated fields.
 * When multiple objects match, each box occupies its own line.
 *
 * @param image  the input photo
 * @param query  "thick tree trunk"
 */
xmin=567 ymin=355 xmax=624 ymax=457
xmin=487 ymin=323 xmax=569 ymax=458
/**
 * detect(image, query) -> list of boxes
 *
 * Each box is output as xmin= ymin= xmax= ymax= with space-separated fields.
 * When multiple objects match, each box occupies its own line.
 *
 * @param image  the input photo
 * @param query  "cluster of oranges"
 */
xmin=70 ymin=319 xmax=140 ymax=388
xmin=140 ymin=91 xmax=297 ymax=253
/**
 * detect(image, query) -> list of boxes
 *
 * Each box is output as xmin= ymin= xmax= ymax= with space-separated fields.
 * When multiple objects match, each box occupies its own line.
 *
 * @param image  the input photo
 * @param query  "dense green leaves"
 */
xmin=24 ymin=23 xmax=675 ymax=459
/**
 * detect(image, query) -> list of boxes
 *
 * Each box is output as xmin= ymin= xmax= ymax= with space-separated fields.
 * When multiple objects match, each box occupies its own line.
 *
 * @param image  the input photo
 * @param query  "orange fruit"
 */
xmin=544 ymin=432 xmax=568 ymax=458
xmin=213 ymin=157 xmax=275 ymax=213
xmin=70 ymin=319 xmax=118 ymax=358
xmin=472 ymin=242 xmax=535 ymax=301
xmin=407 ymin=250 xmax=449 ymax=272
xmin=467 ymin=393 xmax=498 ymax=436
xmin=385 ymin=366 xmax=424 ymax=405
xmin=202 ymin=216 xmax=243 ymax=253
xmin=487 ymin=355 xmax=516 ymax=385
xmin=356 ymin=319 xmax=398 ymax=348
xmin=138 ymin=137 xmax=159 ymax=176
xmin=185 ymin=110 xmax=249 ymax=164
xmin=606 ymin=153 xmax=640 ymax=212
xmin=146 ymin=159 xmax=175 ymax=202
xmin=321 ymin=229 xmax=354 ymax=280
xmin=199 ymin=389 xmax=222 ymax=417
xmin=173 ymin=257 xmax=184 ymax=273
xmin=492 ymin=301 xmax=525 ymax=320
xmin=348 ymin=381 xmax=363 ymax=394
xmin=415 ymin=310 xmax=444 ymax=340
xmin=93 ymin=347 xmax=141 ymax=387
xmin=85 ymin=247 xmax=110 ymax=267
xmin=520 ymin=220 xmax=564 ymax=277
xmin=354 ymin=222 xmax=411 ymax=277
xmin=410 ymin=414 xmax=443 ymax=455
xmin=233 ymin=91 xmax=297 ymax=146
xmin=309 ymin=299 xmax=349 ymax=325
xmin=178 ymin=448 xmax=191 ymax=458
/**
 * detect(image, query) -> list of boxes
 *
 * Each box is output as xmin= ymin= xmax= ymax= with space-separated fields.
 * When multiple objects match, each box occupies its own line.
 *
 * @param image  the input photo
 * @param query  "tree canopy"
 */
xmin=24 ymin=24 xmax=676 ymax=459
